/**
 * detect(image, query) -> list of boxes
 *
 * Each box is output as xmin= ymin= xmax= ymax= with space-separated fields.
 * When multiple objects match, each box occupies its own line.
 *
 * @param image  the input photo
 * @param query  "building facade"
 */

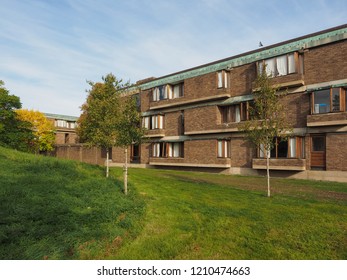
xmin=108 ymin=24 xmax=347 ymax=182
xmin=45 ymin=113 xmax=78 ymax=144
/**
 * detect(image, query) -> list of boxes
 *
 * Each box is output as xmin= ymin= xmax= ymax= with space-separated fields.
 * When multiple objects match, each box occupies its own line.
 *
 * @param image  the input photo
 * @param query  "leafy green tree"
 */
xmin=0 ymin=81 xmax=34 ymax=151
xmin=115 ymin=96 xmax=145 ymax=195
xmin=241 ymin=68 xmax=292 ymax=197
xmin=78 ymin=74 xmax=144 ymax=194
xmin=78 ymin=74 xmax=125 ymax=178
xmin=16 ymin=109 xmax=56 ymax=153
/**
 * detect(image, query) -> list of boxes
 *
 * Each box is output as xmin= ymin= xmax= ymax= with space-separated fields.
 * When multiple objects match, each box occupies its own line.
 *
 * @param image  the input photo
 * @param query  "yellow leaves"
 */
xmin=16 ymin=109 xmax=56 ymax=151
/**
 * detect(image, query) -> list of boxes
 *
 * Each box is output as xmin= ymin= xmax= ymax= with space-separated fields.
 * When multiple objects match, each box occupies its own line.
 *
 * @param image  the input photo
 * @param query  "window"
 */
xmin=311 ymin=88 xmax=346 ymax=114
xmin=101 ymin=147 xmax=112 ymax=159
xmin=130 ymin=144 xmax=140 ymax=163
xmin=220 ymin=101 xmax=253 ymax=123
xmin=173 ymin=83 xmax=184 ymax=98
xmin=142 ymin=115 xmax=164 ymax=129
xmin=56 ymin=120 xmax=67 ymax=127
xmin=217 ymin=140 xmax=230 ymax=158
xmin=312 ymin=136 xmax=325 ymax=152
xmin=217 ymin=71 xmax=229 ymax=88
xmin=64 ymin=133 xmax=69 ymax=144
xmin=152 ymin=83 xmax=184 ymax=101
xmin=258 ymin=137 xmax=305 ymax=159
xmin=168 ymin=142 xmax=183 ymax=158
xmin=69 ymin=122 xmax=76 ymax=129
xmin=152 ymin=142 xmax=183 ymax=158
xmin=258 ymin=52 xmax=298 ymax=77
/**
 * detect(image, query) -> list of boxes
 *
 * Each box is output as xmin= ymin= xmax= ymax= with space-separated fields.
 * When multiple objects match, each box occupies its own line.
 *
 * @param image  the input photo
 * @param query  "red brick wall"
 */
xmin=230 ymin=138 xmax=254 ymax=168
xmin=165 ymin=111 xmax=182 ymax=136
xmin=304 ymin=40 xmax=347 ymax=84
xmin=326 ymin=133 xmax=347 ymax=171
xmin=230 ymin=63 xmax=256 ymax=96
xmin=185 ymin=106 xmax=219 ymax=132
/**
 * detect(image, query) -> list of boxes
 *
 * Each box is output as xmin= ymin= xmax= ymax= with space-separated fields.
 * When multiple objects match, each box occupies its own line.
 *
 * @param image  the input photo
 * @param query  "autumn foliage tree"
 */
xmin=16 ymin=109 xmax=56 ymax=153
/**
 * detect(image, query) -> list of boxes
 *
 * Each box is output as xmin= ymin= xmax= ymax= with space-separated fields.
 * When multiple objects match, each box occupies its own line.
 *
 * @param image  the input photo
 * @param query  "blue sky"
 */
xmin=0 ymin=0 xmax=346 ymax=116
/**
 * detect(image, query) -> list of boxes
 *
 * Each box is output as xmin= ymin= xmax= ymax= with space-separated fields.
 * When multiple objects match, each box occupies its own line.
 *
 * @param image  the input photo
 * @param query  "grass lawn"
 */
xmin=0 ymin=146 xmax=346 ymax=259
xmin=111 ymin=167 xmax=347 ymax=260
xmin=0 ymin=147 xmax=145 ymax=260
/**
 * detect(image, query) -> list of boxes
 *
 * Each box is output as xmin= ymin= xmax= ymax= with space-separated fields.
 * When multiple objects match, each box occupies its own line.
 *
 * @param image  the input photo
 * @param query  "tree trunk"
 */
xmin=124 ymin=147 xmax=128 ymax=195
xmin=106 ymin=149 xmax=109 ymax=178
xmin=266 ymin=145 xmax=271 ymax=197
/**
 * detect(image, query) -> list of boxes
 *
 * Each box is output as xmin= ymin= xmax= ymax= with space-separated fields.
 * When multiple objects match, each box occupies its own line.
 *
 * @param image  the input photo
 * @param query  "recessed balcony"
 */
xmin=145 ymin=129 xmax=165 ymax=138
xmin=252 ymin=158 xmax=306 ymax=171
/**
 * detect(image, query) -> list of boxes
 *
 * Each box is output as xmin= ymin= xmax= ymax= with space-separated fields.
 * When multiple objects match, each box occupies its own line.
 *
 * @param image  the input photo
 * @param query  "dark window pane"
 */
xmin=277 ymin=140 xmax=288 ymax=158
xmin=332 ymin=88 xmax=340 ymax=112
xmin=312 ymin=136 xmax=325 ymax=151
xmin=313 ymin=90 xmax=330 ymax=113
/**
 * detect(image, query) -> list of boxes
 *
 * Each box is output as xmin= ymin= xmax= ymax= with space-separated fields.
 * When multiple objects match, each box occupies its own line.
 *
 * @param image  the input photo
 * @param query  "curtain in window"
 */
xmin=153 ymin=88 xmax=159 ymax=101
xmin=143 ymin=117 xmax=149 ymax=129
xmin=276 ymin=55 xmax=287 ymax=76
xmin=173 ymin=85 xmax=180 ymax=98
xmin=217 ymin=72 xmax=223 ymax=88
xmin=168 ymin=143 xmax=173 ymax=157
xmin=235 ymin=106 xmax=241 ymax=123
xmin=158 ymin=115 xmax=163 ymax=129
xmin=265 ymin=58 xmax=276 ymax=76
xmin=259 ymin=143 xmax=265 ymax=158
xmin=289 ymin=138 xmax=296 ymax=158
xmin=151 ymin=116 xmax=156 ymax=129
xmin=156 ymin=143 xmax=160 ymax=157
xmin=173 ymin=143 xmax=180 ymax=157
xmin=288 ymin=54 xmax=296 ymax=74
xmin=217 ymin=141 xmax=223 ymax=157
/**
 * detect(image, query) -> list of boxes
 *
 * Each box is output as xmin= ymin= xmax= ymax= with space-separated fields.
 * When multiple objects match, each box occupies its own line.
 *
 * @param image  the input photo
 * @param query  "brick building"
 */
xmin=108 ymin=24 xmax=347 ymax=182
xmin=45 ymin=113 xmax=78 ymax=144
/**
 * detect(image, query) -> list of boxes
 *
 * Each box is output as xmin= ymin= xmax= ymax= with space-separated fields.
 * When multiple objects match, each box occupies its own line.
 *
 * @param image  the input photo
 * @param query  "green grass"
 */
xmin=1 ymin=146 xmax=346 ymax=259
xmin=111 ymin=168 xmax=347 ymax=260
xmin=0 ymin=146 xmax=145 ymax=260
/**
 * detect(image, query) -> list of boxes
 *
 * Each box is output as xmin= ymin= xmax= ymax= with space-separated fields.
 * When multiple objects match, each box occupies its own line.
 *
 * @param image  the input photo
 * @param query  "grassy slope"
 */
xmin=112 ymin=168 xmax=347 ymax=260
xmin=1 ymin=146 xmax=346 ymax=260
xmin=0 ymin=147 xmax=145 ymax=260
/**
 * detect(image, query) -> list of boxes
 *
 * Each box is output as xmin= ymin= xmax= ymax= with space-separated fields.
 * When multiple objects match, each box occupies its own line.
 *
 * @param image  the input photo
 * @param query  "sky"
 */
xmin=0 ymin=0 xmax=346 ymax=116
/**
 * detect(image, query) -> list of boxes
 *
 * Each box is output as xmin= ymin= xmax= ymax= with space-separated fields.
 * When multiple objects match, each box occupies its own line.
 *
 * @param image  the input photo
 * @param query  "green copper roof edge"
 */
xmin=44 ymin=113 xmax=79 ymax=121
xmin=139 ymin=26 xmax=347 ymax=90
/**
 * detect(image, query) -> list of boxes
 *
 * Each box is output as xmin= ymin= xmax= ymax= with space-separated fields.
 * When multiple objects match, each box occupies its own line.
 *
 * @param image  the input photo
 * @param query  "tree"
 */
xmin=115 ymin=95 xmax=144 ymax=195
xmin=241 ymin=69 xmax=292 ymax=197
xmin=16 ymin=109 xmax=55 ymax=153
xmin=0 ymin=80 xmax=34 ymax=151
xmin=78 ymin=74 xmax=124 ymax=178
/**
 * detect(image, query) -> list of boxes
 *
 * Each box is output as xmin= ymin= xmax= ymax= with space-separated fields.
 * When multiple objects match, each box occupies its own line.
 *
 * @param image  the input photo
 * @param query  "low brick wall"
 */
xmin=55 ymin=144 xmax=105 ymax=165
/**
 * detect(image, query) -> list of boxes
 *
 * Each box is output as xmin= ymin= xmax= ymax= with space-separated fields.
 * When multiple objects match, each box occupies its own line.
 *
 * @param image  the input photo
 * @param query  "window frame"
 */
xmin=257 ymin=137 xmax=305 ymax=159
xmin=142 ymin=115 xmax=164 ymax=130
xmin=311 ymin=87 xmax=346 ymax=114
xmin=258 ymin=52 xmax=299 ymax=77
xmin=217 ymin=70 xmax=229 ymax=89
xmin=152 ymin=83 xmax=184 ymax=101
xmin=152 ymin=142 xmax=184 ymax=158
xmin=220 ymin=101 xmax=253 ymax=123
xmin=217 ymin=139 xmax=230 ymax=158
